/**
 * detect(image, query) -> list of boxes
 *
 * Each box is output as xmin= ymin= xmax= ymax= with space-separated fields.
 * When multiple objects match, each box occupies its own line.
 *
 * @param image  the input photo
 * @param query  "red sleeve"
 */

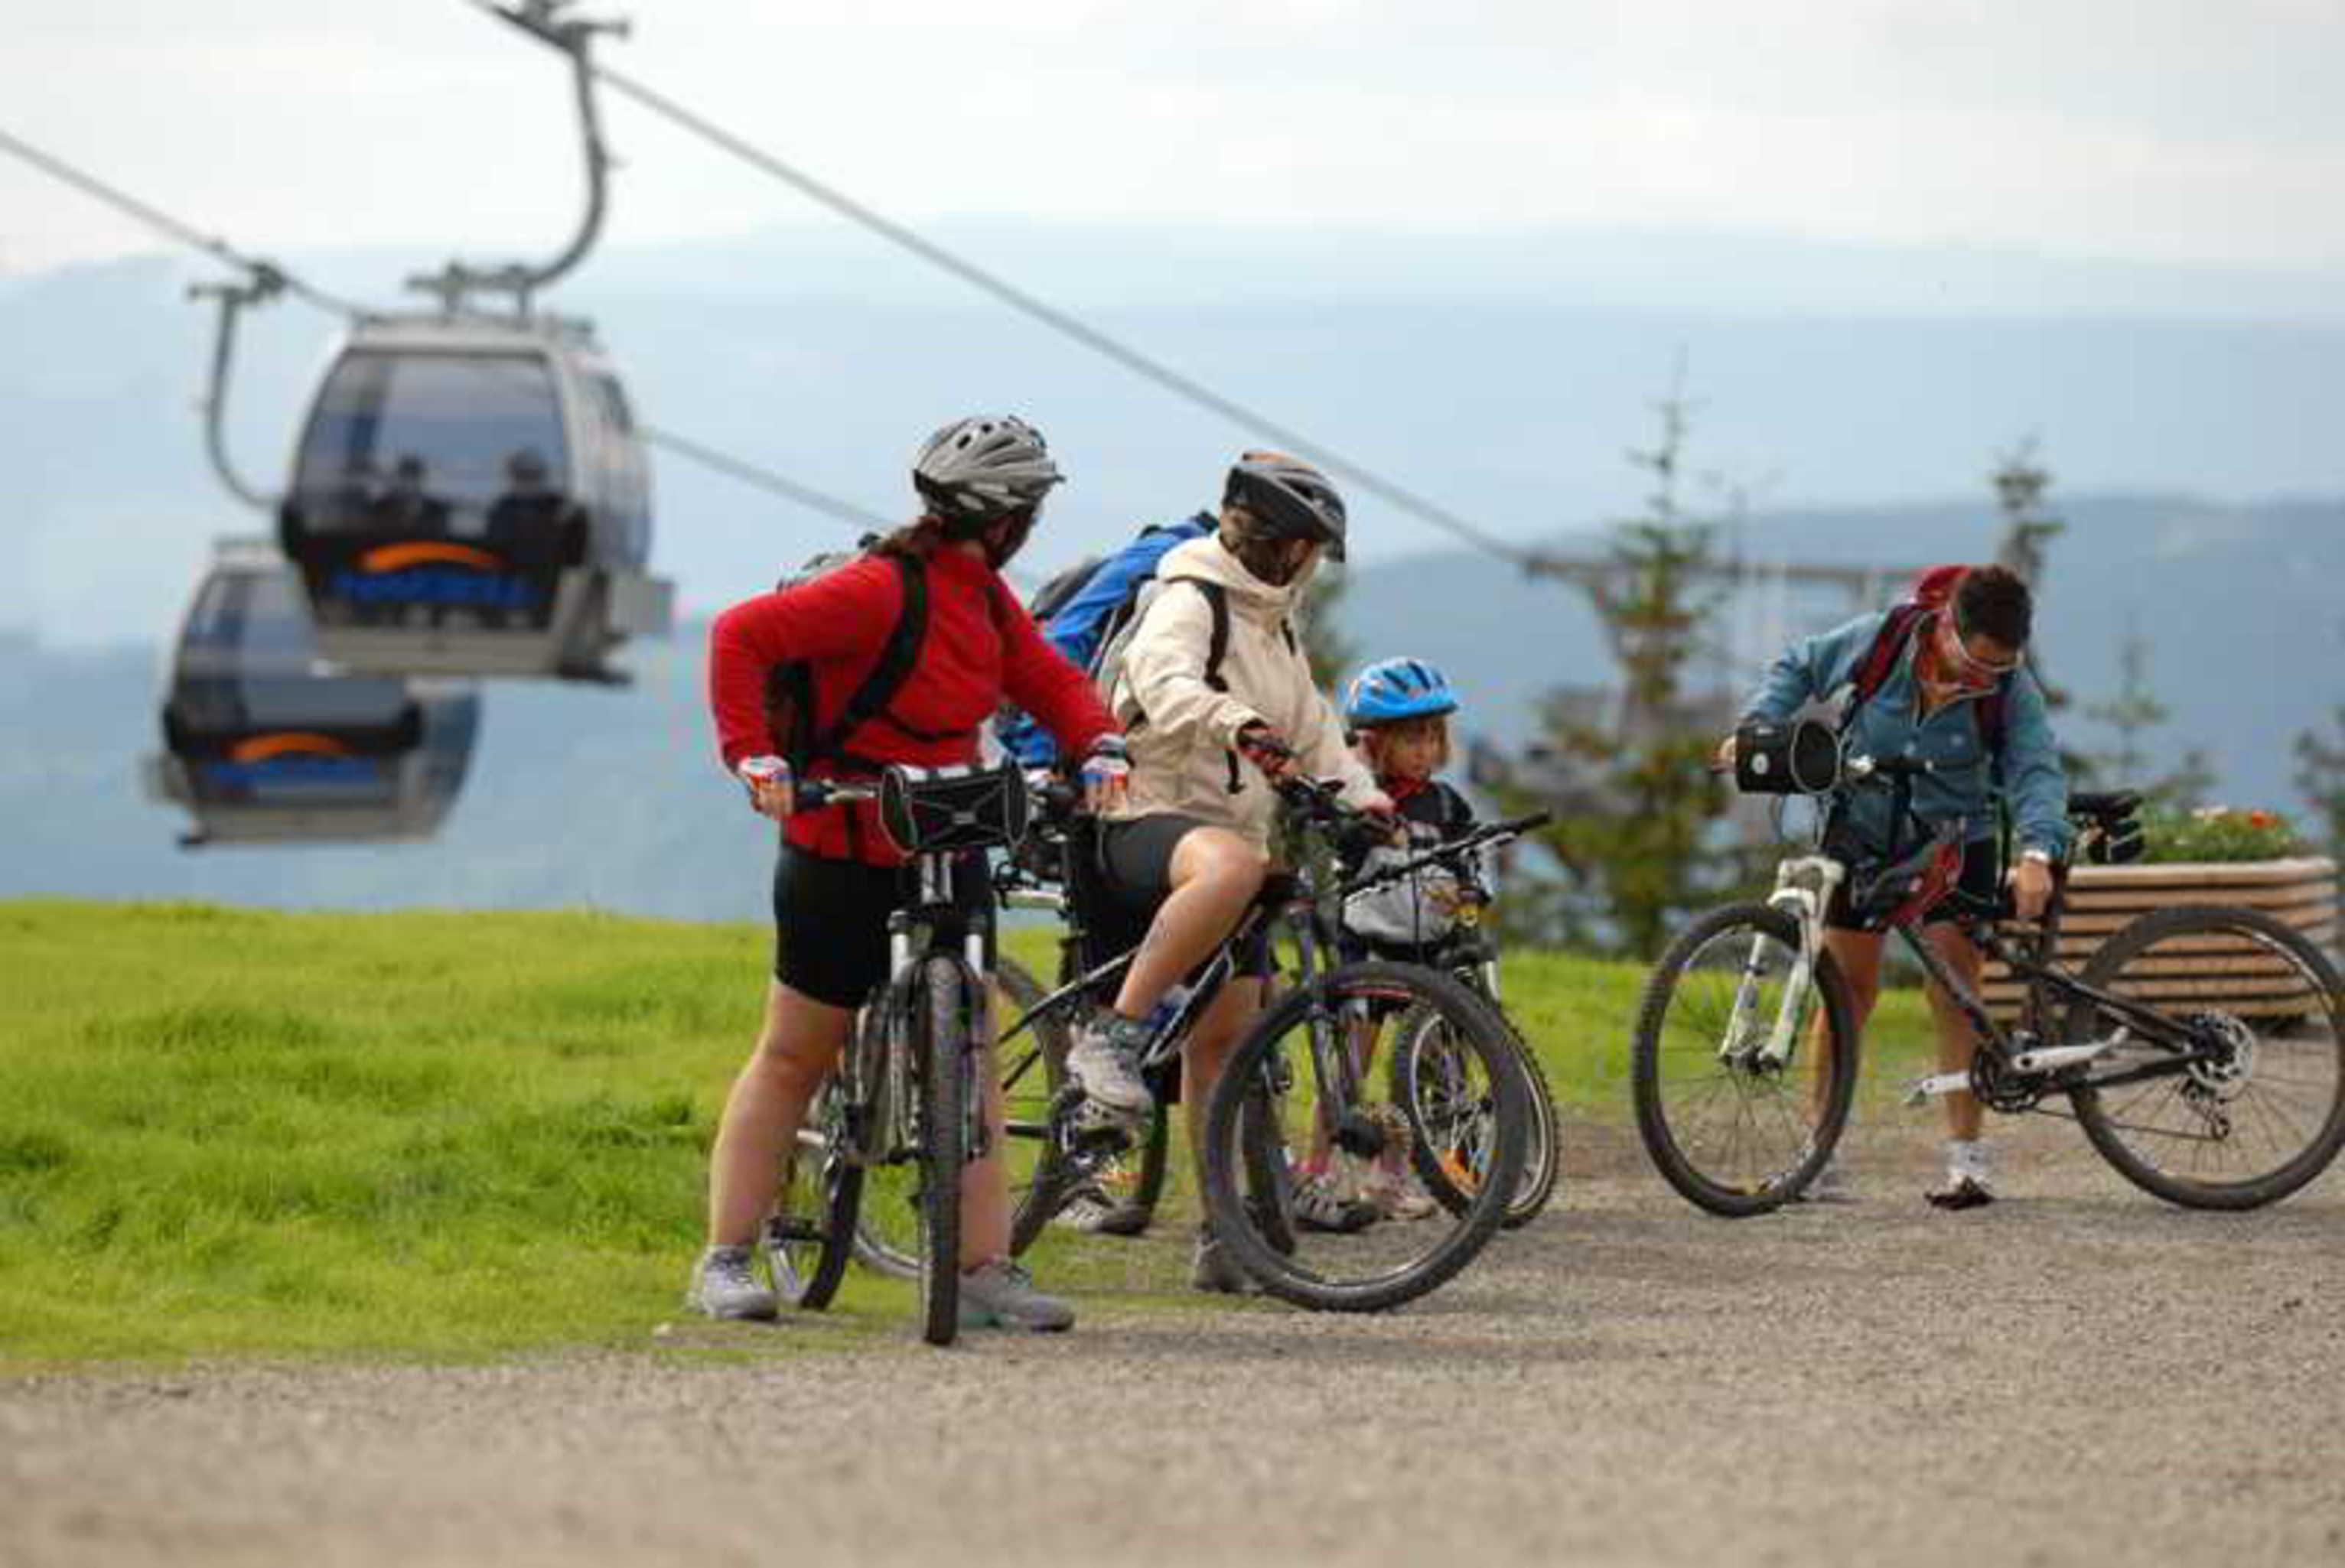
xmin=996 ymin=585 xmax=1119 ymax=760
xmin=706 ymin=560 xmax=901 ymax=771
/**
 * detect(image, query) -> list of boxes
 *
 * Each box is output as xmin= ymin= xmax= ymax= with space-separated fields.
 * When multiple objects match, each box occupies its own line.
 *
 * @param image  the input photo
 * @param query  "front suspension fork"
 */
xmin=1723 ymin=856 xmax=1845 ymax=1071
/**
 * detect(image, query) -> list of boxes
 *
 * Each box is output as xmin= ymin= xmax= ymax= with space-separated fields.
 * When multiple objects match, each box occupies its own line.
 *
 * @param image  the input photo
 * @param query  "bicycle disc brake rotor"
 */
xmin=2184 ymin=1012 xmax=2258 ymax=1105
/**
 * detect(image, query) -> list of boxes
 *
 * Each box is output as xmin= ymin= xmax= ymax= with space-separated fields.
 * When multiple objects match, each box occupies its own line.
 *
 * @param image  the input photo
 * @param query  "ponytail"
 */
xmin=871 ymin=516 xmax=946 ymax=561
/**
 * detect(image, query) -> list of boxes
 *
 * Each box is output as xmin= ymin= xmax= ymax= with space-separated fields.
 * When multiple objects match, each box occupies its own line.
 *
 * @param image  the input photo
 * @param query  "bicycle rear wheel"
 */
xmin=1631 ymin=903 xmax=1858 ymax=1217
xmin=2065 ymin=903 xmax=2345 ymax=1210
xmin=1201 ymin=961 xmax=1529 ymax=1313
xmin=1390 ymin=1003 xmax=1561 ymax=1228
xmin=765 ymin=1078 xmax=859 ymax=1310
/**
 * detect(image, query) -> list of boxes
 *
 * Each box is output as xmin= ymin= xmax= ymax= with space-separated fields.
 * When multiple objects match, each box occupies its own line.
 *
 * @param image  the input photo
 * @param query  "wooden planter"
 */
xmin=1981 ymin=857 xmax=2338 ymax=1021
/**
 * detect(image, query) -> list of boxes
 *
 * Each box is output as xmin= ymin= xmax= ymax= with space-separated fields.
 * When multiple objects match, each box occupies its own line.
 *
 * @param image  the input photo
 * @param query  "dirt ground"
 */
xmin=6 ymin=1121 xmax=2343 ymax=1568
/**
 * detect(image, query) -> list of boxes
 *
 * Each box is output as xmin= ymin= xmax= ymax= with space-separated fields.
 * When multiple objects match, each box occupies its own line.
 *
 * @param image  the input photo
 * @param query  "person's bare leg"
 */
xmin=1113 ymin=828 xmax=1265 ymax=1020
xmin=1920 ymin=922 xmax=1988 ymax=1143
xmin=1812 ymin=928 xmax=1884 ymax=1125
xmin=1181 ymin=978 xmax=1269 ymax=1184
xmin=706 ymin=981 xmax=854 ymax=1247
xmin=959 ymin=1020 xmax=1014 ymax=1267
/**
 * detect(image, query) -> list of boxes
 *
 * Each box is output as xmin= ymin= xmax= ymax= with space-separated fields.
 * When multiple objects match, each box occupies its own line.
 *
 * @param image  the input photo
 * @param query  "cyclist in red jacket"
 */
xmin=693 ymin=415 xmax=1129 ymax=1330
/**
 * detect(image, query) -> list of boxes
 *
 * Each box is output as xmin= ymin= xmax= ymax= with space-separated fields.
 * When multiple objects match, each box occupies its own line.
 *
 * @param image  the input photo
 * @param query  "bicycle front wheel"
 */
xmin=1390 ymin=1002 xmax=1562 ymax=1228
xmin=1631 ymin=903 xmax=1858 ymax=1217
xmin=2065 ymin=903 xmax=2345 ymax=1210
xmin=916 ymin=955 xmax=974 ymax=1345
xmin=1201 ymin=961 xmax=1531 ymax=1313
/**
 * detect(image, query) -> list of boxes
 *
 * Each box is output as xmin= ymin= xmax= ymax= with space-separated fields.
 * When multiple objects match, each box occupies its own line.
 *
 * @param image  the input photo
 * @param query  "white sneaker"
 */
xmin=686 ymin=1245 xmax=779 ymax=1321
xmin=1066 ymin=1015 xmax=1154 ymax=1117
xmin=1927 ymin=1140 xmax=1996 ymax=1209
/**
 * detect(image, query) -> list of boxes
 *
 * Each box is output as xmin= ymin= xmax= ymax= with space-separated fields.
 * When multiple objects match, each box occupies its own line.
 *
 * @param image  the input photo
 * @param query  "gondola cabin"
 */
xmin=277 ymin=314 xmax=670 ymax=682
xmin=144 ymin=539 xmax=481 ymax=847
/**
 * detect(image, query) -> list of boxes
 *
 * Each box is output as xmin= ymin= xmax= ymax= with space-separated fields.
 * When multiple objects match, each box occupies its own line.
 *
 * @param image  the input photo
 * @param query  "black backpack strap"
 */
xmin=1160 ymin=576 xmax=1246 ymax=792
xmin=807 ymin=553 xmax=930 ymax=766
xmin=1160 ymin=577 xmax=1231 ymax=691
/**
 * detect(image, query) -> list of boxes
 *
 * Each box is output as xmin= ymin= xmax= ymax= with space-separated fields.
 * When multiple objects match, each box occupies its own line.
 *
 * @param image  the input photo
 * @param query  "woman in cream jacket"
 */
xmin=1063 ymin=451 xmax=1393 ymax=1289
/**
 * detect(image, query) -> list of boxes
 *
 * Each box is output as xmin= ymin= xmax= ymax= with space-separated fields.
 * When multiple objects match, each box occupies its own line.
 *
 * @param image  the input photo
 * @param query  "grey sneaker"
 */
xmin=1066 ymin=1013 xmax=1155 ymax=1120
xmin=958 ymin=1259 xmax=1075 ymax=1332
xmin=1292 ymin=1172 xmax=1379 ymax=1235
xmin=1053 ymin=1178 xmax=1151 ymax=1237
xmin=686 ymin=1244 xmax=779 ymax=1321
xmin=1190 ymin=1228 xmax=1257 ymax=1295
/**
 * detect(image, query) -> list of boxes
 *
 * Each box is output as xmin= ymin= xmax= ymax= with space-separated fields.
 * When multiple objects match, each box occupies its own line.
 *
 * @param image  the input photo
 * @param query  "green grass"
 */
xmin=0 ymin=899 xmax=1940 ymax=1367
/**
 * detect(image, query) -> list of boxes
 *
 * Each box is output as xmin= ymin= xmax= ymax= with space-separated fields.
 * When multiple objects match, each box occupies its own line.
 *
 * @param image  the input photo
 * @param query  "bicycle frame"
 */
xmin=828 ymin=832 xmax=995 ymax=1171
xmin=1728 ymin=814 xmax=2226 ymax=1113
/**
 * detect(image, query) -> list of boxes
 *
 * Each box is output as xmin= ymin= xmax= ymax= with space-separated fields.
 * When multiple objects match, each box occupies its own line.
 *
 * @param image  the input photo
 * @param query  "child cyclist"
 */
xmin=1330 ymin=657 xmax=1484 ymax=1219
xmin=694 ymin=415 xmax=1130 ymax=1329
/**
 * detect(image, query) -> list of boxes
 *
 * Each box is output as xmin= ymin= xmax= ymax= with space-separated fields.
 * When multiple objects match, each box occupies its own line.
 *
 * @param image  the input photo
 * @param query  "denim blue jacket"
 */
xmin=1744 ymin=609 xmax=2072 ymax=860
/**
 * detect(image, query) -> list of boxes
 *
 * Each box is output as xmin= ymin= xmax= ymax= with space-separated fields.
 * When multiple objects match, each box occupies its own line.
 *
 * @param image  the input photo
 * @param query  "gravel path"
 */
xmin=7 ymin=1124 xmax=2343 ymax=1568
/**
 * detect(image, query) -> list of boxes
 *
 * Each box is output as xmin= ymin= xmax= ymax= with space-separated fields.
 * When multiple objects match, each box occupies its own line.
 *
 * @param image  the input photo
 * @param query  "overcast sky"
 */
xmin=5 ymin=0 xmax=2343 ymax=282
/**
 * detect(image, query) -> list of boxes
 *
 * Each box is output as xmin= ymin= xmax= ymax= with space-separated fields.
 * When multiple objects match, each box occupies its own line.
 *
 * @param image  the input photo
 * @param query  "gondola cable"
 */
xmin=0 ymin=122 xmax=892 ymax=535
xmin=458 ymin=0 xmax=1534 ymax=569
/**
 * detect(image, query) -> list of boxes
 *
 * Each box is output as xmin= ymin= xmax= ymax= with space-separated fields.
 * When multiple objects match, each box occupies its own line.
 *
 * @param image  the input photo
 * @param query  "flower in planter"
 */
xmin=2144 ymin=805 xmax=2310 ymax=864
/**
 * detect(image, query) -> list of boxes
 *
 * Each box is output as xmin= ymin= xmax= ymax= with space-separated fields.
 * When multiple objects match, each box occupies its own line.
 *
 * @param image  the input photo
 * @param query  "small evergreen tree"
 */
xmin=2082 ymin=622 xmax=2213 ymax=807
xmin=2295 ymin=705 xmax=2345 ymax=859
xmin=1500 ymin=383 xmax=1733 ymax=955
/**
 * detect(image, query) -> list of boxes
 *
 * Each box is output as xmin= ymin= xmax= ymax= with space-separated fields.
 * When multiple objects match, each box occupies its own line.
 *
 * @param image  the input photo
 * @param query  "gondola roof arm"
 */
xmin=410 ymin=2 xmax=627 ymax=316
xmin=188 ymin=267 xmax=288 ymax=512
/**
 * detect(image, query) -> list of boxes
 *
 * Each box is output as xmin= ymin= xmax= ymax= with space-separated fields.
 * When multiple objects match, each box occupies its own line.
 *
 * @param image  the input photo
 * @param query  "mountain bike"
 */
xmin=1361 ymin=812 xmax=1564 ymax=1228
xmin=760 ymin=763 xmax=1026 ymax=1345
xmin=997 ymin=778 xmax=1536 ymax=1312
xmin=1632 ymin=719 xmax=2345 ymax=1216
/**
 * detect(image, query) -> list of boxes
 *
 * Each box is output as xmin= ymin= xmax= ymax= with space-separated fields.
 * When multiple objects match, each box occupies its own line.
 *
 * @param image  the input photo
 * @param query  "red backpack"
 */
xmin=1842 ymin=564 xmax=2011 ymax=764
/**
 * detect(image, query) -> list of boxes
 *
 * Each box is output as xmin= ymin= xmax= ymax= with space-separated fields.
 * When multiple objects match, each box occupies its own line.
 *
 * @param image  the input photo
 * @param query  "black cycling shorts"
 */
xmin=771 ymin=844 xmax=990 ymax=1010
xmin=1088 ymin=813 xmax=1275 ymax=981
xmin=1826 ymin=835 xmax=2001 ymax=933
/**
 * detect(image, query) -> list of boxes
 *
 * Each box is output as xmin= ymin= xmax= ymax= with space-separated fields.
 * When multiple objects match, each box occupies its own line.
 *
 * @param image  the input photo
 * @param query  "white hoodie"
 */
xmin=1104 ymin=533 xmax=1378 ymax=847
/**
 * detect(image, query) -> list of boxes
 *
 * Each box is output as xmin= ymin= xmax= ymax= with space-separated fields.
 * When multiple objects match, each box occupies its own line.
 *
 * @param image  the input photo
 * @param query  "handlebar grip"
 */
xmin=793 ymin=779 xmax=873 ymax=812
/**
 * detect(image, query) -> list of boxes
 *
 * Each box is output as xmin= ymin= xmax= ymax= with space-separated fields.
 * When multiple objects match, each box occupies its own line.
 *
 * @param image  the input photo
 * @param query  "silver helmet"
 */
xmin=1222 ymin=450 xmax=1347 ymax=561
xmin=911 ymin=415 xmax=1064 ymax=531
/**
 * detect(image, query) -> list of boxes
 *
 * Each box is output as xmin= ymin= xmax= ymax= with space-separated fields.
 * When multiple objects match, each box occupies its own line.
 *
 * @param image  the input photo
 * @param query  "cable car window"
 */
xmin=172 ymin=570 xmax=405 ymax=733
xmin=291 ymin=351 xmax=571 ymax=538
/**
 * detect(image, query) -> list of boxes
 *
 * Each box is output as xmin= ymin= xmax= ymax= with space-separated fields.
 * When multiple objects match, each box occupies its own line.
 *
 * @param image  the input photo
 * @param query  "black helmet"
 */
xmin=1223 ymin=451 xmax=1347 ymax=561
xmin=911 ymin=415 xmax=1063 ymax=532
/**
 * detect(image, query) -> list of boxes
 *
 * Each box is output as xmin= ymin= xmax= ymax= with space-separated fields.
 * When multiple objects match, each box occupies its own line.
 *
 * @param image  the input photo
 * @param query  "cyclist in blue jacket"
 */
xmin=1725 ymin=564 xmax=2070 ymax=1209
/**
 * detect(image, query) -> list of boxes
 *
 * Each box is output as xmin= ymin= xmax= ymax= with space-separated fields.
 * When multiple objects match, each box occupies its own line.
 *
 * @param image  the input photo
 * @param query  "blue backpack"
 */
xmin=997 ymin=512 xmax=1215 ymax=766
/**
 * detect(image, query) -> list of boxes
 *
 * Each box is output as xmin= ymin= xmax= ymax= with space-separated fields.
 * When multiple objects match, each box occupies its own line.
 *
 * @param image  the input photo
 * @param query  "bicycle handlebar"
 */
xmin=1844 ymin=753 xmax=1942 ymax=782
xmin=790 ymin=778 xmax=876 ymax=812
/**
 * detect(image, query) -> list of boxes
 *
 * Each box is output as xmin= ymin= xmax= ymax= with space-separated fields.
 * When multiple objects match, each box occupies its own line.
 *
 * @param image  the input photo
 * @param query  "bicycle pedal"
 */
xmin=1903 ymin=1070 xmax=1970 ymax=1105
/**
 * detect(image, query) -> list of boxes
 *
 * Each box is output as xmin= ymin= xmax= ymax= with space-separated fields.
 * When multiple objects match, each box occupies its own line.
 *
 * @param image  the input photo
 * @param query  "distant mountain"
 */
xmin=2 ymin=491 xmax=2337 ymax=916
xmin=7 ymin=224 xmax=2340 ymax=912
xmin=4 ymin=229 xmax=2343 ymax=654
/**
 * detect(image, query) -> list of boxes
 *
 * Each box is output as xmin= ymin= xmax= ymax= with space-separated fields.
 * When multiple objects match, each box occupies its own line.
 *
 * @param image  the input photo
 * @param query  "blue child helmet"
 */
xmin=1343 ymin=657 xmax=1460 ymax=727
